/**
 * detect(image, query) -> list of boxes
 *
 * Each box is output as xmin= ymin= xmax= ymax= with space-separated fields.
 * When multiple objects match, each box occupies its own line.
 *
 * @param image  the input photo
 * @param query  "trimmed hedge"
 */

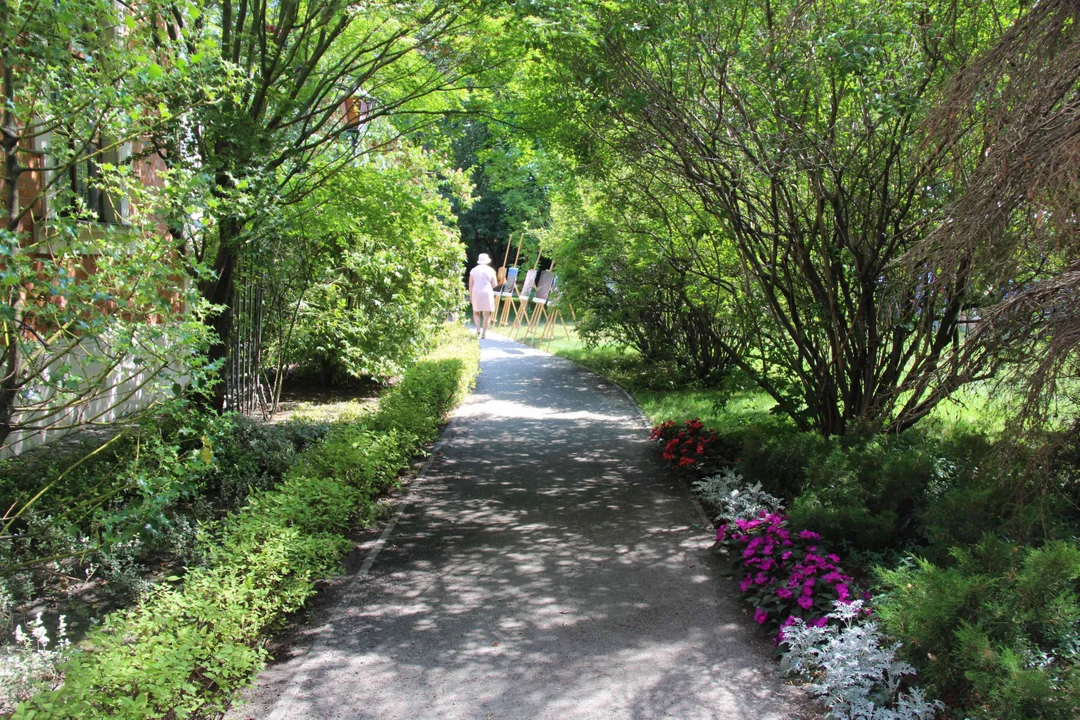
xmin=12 ymin=325 xmax=479 ymax=720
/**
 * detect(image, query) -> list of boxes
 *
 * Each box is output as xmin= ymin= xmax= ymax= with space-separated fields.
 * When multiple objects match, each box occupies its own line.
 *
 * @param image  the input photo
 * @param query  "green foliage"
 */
xmin=0 ymin=0 xmax=224 ymax=450
xmin=201 ymin=416 xmax=332 ymax=510
xmin=368 ymin=324 xmax=479 ymax=441
xmin=0 ymin=412 xmax=332 ymax=603
xmin=279 ymin=143 xmax=469 ymax=384
xmin=875 ymin=539 xmax=1080 ymax=718
xmin=10 ymin=324 xmax=480 ymax=718
xmin=548 ymin=183 xmax=738 ymax=386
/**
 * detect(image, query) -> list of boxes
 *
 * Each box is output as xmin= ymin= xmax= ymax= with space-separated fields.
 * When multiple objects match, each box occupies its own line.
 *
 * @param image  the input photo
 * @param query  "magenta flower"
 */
xmin=797 ymin=595 xmax=814 ymax=610
xmin=716 ymin=524 xmax=728 ymax=542
xmin=799 ymin=529 xmax=820 ymax=540
xmin=754 ymin=607 xmax=769 ymax=624
xmin=740 ymin=575 xmax=753 ymax=592
xmin=777 ymin=587 xmax=793 ymax=599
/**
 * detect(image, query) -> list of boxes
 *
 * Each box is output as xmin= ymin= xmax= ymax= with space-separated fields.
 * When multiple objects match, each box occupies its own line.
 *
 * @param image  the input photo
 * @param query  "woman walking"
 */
xmin=469 ymin=253 xmax=498 ymax=339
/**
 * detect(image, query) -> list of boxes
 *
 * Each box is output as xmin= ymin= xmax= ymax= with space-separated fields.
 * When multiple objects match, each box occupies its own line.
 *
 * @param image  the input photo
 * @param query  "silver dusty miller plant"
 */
xmin=780 ymin=601 xmax=943 ymax=720
xmin=692 ymin=469 xmax=783 ymax=525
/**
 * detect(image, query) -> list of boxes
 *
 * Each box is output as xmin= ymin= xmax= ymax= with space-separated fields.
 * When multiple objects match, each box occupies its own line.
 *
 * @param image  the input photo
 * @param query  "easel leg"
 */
xmin=510 ymin=299 xmax=529 ymax=337
xmin=542 ymin=310 xmax=560 ymax=349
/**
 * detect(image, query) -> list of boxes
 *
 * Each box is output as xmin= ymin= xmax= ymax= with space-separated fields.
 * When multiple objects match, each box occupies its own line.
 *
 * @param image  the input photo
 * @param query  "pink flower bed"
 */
xmin=718 ymin=511 xmax=870 ymax=642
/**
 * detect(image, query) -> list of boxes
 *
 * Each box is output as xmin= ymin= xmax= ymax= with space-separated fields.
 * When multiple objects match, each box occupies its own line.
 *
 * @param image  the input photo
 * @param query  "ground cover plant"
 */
xmin=2 ymin=325 xmax=479 ymax=718
xmin=652 ymin=409 xmax=1080 ymax=719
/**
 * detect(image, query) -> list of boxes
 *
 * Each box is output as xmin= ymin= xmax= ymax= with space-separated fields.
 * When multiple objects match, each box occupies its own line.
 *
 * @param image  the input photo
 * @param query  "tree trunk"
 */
xmin=203 ymin=217 xmax=240 ymax=412
xmin=1 ymin=53 xmax=24 ymax=448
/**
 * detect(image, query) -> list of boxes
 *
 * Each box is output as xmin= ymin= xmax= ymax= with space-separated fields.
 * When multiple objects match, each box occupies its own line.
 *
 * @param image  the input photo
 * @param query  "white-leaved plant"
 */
xmin=780 ymin=601 xmax=943 ymax=720
xmin=692 ymin=469 xmax=783 ymax=525
xmin=0 ymin=613 xmax=71 ymax=714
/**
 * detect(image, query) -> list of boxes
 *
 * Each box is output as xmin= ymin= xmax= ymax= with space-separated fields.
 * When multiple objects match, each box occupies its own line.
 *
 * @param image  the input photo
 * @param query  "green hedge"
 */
xmin=875 ymin=537 xmax=1080 ymax=719
xmin=12 ymin=324 xmax=479 ymax=720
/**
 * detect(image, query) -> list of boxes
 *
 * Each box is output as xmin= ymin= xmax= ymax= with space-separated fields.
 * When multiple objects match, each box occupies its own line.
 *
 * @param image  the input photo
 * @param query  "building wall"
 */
xmin=4 ymin=134 xmax=186 ymax=457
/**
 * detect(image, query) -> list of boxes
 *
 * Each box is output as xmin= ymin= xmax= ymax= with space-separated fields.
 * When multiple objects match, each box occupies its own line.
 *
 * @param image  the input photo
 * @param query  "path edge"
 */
xmin=262 ymin=420 xmax=456 ymax=720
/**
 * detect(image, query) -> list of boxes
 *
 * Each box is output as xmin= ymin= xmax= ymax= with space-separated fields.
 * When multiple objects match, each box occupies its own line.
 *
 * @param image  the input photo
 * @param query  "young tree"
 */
xmin=263 ymin=134 xmax=471 ymax=393
xmin=151 ymin=0 xmax=489 ymax=409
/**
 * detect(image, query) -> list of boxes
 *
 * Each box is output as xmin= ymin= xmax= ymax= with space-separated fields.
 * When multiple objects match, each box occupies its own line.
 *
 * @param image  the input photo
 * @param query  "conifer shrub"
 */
xmin=874 ymin=537 xmax=1080 ymax=719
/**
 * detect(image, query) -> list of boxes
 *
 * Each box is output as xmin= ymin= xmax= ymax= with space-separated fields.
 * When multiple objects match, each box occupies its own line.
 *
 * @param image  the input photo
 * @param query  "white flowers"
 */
xmin=1 ymin=613 xmax=71 ymax=713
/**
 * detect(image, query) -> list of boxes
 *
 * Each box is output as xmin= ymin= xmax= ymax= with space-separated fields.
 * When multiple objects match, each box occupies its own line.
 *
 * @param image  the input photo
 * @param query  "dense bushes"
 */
xmin=8 ymin=324 xmax=479 ymax=719
xmin=875 ymin=539 xmax=1080 ymax=719
xmin=651 ymin=408 xmax=1080 ymax=719
xmin=0 ymin=416 xmax=330 ymax=608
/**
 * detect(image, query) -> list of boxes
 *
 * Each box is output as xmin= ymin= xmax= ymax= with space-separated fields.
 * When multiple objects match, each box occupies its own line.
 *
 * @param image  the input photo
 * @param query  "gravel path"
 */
xmin=229 ymin=333 xmax=812 ymax=719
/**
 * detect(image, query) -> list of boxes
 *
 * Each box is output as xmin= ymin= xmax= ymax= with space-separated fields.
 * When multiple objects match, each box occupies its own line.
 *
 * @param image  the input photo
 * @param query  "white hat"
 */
xmin=477 ymin=253 xmax=492 ymax=265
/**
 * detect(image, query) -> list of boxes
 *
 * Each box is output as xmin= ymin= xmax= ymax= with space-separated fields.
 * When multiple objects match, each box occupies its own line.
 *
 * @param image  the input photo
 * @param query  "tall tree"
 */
xmin=152 ymin=0 xmax=487 ymax=408
xmin=526 ymin=0 xmax=1019 ymax=433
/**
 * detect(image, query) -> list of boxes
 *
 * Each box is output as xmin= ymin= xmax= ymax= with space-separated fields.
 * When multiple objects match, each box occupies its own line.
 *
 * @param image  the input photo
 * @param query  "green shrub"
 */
xmin=875 ymin=538 xmax=1080 ymax=719
xmin=10 ymin=324 xmax=480 ymax=719
xmin=736 ymin=429 xmax=832 ymax=500
xmin=370 ymin=324 xmax=479 ymax=442
xmin=737 ymin=429 xmax=994 ymax=555
xmin=202 ymin=416 xmax=331 ymax=509
xmin=290 ymin=426 xmax=413 ymax=498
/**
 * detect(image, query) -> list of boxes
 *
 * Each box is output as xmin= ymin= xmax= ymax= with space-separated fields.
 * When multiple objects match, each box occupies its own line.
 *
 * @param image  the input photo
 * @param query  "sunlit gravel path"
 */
xmin=228 ymin=332 xmax=813 ymax=720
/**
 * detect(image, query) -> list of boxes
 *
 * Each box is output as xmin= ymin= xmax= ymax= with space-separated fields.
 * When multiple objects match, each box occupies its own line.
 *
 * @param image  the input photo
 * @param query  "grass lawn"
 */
xmin=508 ymin=318 xmax=1010 ymax=436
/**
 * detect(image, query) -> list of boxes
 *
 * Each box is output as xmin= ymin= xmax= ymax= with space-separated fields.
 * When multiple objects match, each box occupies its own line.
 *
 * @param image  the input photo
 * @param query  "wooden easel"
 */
xmin=541 ymin=302 xmax=576 ymax=350
xmin=496 ymin=233 xmax=525 ymax=327
xmin=522 ymin=263 xmax=556 ymax=342
xmin=509 ymin=250 xmax=542 ymax=337
xmin=492 ymin=232 xmax=519 ymax=325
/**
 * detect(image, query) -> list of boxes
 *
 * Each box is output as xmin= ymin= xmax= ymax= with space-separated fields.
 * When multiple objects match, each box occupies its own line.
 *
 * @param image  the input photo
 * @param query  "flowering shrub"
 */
xmin=692 ymin=469 xmax=783 ymax=526
xmin=718 ymin=510 xmax=864 ymax=635
xmin=781 ymin=601 xmax=943 ymax=720
xmin=650 ymin=419 xmax=738 ymax=470
xmin=0 ymin=614 xmax=70 ymax=713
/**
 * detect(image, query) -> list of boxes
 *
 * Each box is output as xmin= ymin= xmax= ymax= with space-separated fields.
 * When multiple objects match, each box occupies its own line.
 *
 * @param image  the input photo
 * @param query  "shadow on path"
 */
xmin=229 ymin=334 xmax=814 ymax=720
